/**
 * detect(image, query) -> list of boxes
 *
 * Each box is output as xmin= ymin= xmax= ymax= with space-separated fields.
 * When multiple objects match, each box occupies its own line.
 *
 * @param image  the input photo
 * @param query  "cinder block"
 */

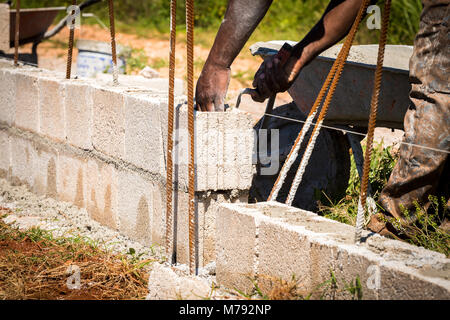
xmin=15 ymin=72 xmax=39 ymax=132
xmin=0 ymin=69 xmax=16 ymax=126
xmin=86 ymin=159 xmax=119 ymax=230
xmin=223 ymin=112 xmax=240 ymax=190
xmin=196 ymin=192 xmax=248 ymax=267
xmin=257 ymin=219 xmax=313 ymax=294
xmin=57 ymin=153 xmax=87 ymax=208
xmin=237 ymin=113 xmax=254 ymax=189
xmin=65 ymin=80 xmax=93 ymax=149
xmin=151 ymin=180 xmax=165 ymax=246
xmin=172 ymin=105 xmax=254 ymax=192
xmin=117 ymin=169 xmax=155 ymax=245
xmin=92 ymin=87 xmax=125 ymax=159
xmin=39 ymin=77 xmax=65 ymax=141
xmin=206 ymin=112 xmax=219 ymax=191
xmin=32 ymin=143 xmax=59 ymax=199
xmin=123 ymin=95 xmax=163 ymax=174
xmin=0 ymin=4 xmax=9 ymax=52
xmin=9 ymin=134 xmax=37 ymax=187
xmin=0 ymin=130 xmax=10 ymax=178
xmin=0 ymin=58 xmax=13 ymax=68
xmin=215 ymin=203 xmax=258 ymax=294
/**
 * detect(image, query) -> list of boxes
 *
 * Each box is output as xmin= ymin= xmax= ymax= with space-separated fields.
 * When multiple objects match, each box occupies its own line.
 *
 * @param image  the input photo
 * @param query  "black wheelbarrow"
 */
xmin=0 ymin=0 xmax=101 ymax=65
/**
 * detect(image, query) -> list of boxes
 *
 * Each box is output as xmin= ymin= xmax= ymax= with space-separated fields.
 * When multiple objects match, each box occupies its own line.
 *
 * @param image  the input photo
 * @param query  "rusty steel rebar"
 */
xmin=166 ymin=0 xmax=177 ymax=264
xmin=66 ymin=0 xmax=77 ymax=79
xmin=269 ymin=0 xmax=371 ymax=202
xmin=108 ymin=0 xmax=118 ymax=85
xmin=355 ymin=0 xmax=392 ymax=243
xmin=186 ymin=0 xmax=196 ymax=275
xmin=14 ymin=0 xmax=20 ymax=66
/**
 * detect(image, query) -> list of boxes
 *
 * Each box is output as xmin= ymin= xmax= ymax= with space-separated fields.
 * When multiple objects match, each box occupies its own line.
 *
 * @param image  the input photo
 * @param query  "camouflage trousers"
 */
xmin=368 ymin=0 xmax=450 ymax=235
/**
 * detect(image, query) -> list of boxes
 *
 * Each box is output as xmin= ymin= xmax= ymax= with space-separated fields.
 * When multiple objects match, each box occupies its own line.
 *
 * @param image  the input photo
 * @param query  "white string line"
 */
xmin=269 ymin=112 xmax=317 ymax=201
xmin=286 ymin=119 xmax=323 ymax=205
xmin=246 ymin=109 xmax=450 ymax=155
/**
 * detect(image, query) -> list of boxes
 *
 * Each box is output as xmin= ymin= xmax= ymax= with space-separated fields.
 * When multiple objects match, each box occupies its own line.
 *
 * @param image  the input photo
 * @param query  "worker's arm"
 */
xmin=252 ymin=0 xmax=373 ymax=102
xmin=195 ymin=0 xmax=273 ymax=111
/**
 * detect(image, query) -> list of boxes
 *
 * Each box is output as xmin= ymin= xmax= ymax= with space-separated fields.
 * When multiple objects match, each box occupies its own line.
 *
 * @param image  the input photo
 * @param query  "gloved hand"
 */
xmin=195 ymin=62 xmax=230 ymax=112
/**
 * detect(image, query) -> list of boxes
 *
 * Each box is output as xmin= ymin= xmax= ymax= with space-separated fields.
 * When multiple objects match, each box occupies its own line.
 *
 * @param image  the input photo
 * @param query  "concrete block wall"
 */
xmin=0 ymin=59 xmax=256 ymax=267
xmin=0 ymin=4 xmax=8 ymax=52
xmin=216 ymin=202 xmax=450 ymax=299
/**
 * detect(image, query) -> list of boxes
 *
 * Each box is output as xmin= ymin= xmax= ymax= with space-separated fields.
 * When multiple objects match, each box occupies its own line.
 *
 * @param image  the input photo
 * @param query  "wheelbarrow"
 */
xmin=0 ymin=0 xmax=101 ymax=65
xmin=246 ymin=41 xmax=412 ymax=211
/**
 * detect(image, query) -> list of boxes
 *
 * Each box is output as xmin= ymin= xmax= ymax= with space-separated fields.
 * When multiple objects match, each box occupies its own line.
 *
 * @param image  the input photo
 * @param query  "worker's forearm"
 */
xmin=288 ymin=0 xmax=371 ymax=80
xmin=206 ymin=0 xmax=273 ymax=69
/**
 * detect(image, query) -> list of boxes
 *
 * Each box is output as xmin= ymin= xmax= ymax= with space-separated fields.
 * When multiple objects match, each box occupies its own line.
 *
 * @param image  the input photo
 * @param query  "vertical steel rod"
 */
xmin=14 ymin=0 xmax=20 ymax=66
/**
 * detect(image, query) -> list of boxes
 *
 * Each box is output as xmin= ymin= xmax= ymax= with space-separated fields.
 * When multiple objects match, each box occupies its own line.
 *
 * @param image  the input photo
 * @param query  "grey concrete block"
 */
xmin=92 ymin=87 xmax=125 ymax=159
xmin=0 ymin=4 xmax=9 ymax=52
xmin=57 ymin=152 xmax=87 ymax=208
xmin=172 ymin=105 xmax=255 ymax=192
xmin=86 ymin=158 xmax=119 ymax=230
xmin=31 ymin=143 xmax=59 ymax=199
xmin=123 ymin=95 xmax=164 ymax=175
xmin=146 ymin=263 xmax=211 ymax=300
xmin=0 ymin=69 xmax=16 ymax=126
xmin=0 ymin=130 xmax=10 ymax=178
xmin=65 ymin=80 xmax=93 ymax=150
xmin=216 ymin=203 xmax=258 ymax=294
xmin=9 ymin=134 xmax=37 ymax=188
xmin=15 ymin=72 xmax=39 ymax=132
xmin=39 ymin=77 xmax=66 ymax=141
xmin=117 ymin=169 xmax=155 ymax=245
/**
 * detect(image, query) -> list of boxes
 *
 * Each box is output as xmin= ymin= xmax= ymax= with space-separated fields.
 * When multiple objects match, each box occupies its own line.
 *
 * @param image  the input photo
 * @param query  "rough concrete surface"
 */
xmin=0 ymin=4 xmax=8 ymax=52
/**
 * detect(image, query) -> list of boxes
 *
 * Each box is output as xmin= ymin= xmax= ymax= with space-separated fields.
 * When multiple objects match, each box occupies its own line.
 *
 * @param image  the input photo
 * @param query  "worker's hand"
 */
xmin=195 ymin=62 xmax=230 ymax=112
xmin=250 ymin=54 xmax=292 ymax=103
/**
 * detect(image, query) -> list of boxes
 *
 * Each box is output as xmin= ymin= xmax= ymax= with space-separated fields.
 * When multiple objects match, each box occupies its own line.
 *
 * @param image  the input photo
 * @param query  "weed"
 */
xmin=318 ymin=141 xmax=396 ymax=225
xmin=379 ymin=195 xmax=449 ymax=256
xmin=126 ymin=48 xmax=148 ymax=74
xmin=150 ymin=57 xmax=169 ymax=70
